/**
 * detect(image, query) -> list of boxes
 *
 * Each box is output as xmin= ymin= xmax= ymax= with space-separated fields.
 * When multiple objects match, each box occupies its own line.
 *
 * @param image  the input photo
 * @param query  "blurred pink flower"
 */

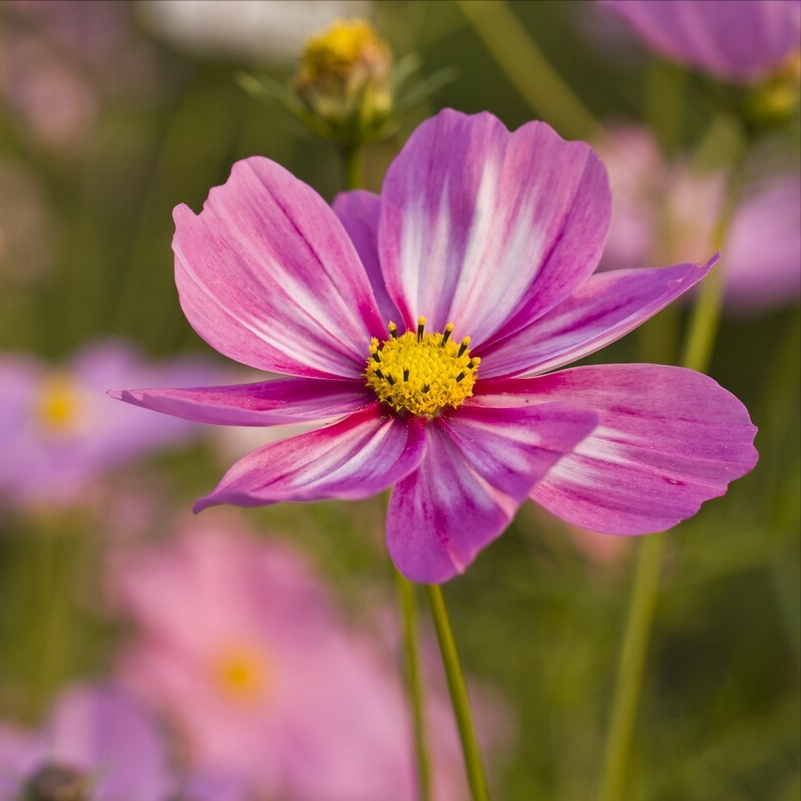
xmin=0 ymin=159 xmax=54 ymax=284
xmin=0 ymin=0 xmax=158 ymax=152
xmin=112 ymin=513 xmax=482 ymax=800
xmin=599 ymin=0 xmax=801 ymax=84
xmin=0 ymin=685 xmax=173 ymax=801
xmin=0 ymin=339 xmax=217 ymax=510
xmin=596 ymin=125 xmax=801 ymax=313
xmin=113 ymin=109 xmax=757 ymax=583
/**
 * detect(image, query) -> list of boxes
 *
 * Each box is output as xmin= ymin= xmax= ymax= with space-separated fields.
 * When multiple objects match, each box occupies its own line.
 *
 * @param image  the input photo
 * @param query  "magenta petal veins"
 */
xmin=473 ymin=365 xmax=758 ymax=535
xmin=174 ymin=157 xmax=385 ymax=379
xmin=194 ymin=404 xmax=427 ymax=512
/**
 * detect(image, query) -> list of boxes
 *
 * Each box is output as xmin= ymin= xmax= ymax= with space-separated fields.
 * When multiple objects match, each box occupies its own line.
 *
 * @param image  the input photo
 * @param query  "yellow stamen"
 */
xmin=212 ymin=645 xmax=270 ymax=704
xmin=365 ymin=322 xmax=480 ymax=417
xmin=37 ymin=374 xmax=81 ymax=434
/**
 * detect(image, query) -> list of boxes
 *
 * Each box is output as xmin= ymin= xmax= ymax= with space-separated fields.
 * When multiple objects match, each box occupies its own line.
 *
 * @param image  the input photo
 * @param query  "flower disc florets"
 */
xmin=365 ymin=318 xmax=480 ymax=417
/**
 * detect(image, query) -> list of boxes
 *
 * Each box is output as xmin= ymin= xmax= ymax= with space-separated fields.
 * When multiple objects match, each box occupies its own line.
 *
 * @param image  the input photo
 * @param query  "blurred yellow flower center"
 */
xmin=37 ymin=374 xmax=81 ymax=434
xmin=365 ymin=318 xmax=480 ymax=417
xmin=302 ymin=19 xmax=387 ymax=78
xmin=213 ymin=646 xmax=270 ymax=703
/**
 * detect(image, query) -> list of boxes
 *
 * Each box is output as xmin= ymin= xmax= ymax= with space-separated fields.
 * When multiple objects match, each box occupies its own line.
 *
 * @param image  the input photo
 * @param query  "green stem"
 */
xmin=395 ymin=569 xmax=433 ymax=801
xmin=598 ymin=120 xmax=747 ymax=801
xmin=454 ymin=0 xmax=598 ymax=140
xmin=644 ymin=58 xmax=687 ymax=156
xmin=341 ymin=144 xmax=364 ymax=191
xmin=682 ymin=149 xmax=744 ymax=374
xmin=596 ymin=534 xmax=664 ymax=801
xmin=425 ymin=584 xmax=490 ymax=801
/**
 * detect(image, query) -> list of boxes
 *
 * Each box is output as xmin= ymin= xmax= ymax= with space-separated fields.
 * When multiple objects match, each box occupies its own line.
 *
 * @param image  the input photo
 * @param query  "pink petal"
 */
xmin=174 ymin=157 xmax=384 ymax=379
xmin=386 ymin=403 xmax=597 ymax=583
xmin=195 ymin=405 xmax=426 ymax=511
xmin=332 ymin=190 xmax=400 ymax=323
xmin=478 ymin=259 xmax=714 ymax=378
xmin=378 ymin=109 xmax=610 ymax=345
xmin=473 ymin=365 xmax=758 ymax=534
xmin=724 ymin=173 xmax=801 ymax=313
xmin=46 ymin=685 xmax=173 ymax=801
xmin=109 ymin=377 xmax=372 ymax=426
xmin=601 ymin=0 xmax=801 ymax=83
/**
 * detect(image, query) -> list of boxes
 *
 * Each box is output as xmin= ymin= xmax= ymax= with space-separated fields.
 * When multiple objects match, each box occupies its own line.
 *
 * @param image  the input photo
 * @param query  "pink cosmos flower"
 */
xmin=596 ymin=125 xmax=801 ymax=312
xmin=112 ymin=109 xmax=758 ymax=584
xmin=0 ymin=685 xmax=173 ymax=801
xmin=599 ymin=0 xmax=801 ymax=84
xmin=0 ymin=339 xmax=215 ymax=510
xmin=112 ymin=514 xmax=475 ymax=800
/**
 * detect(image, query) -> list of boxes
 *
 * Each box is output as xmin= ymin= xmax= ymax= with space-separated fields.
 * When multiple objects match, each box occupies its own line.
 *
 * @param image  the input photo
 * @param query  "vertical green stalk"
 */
xmin=396 ymin=569 xmax=433 ymax=801
xmin=644 ymin=58 xmax=687 ymax=156
xmin=454 ymin=0 xmax=598 ymax=140
xmin=425 ymin=584 xmax=490 ymax=801
xmin=597 ymin=122 xmax=746 ymax=801
xmin=341 ymin=144 xmax=364 ymax=193
xmin=596 ymin=535 xmax=664 ymax=801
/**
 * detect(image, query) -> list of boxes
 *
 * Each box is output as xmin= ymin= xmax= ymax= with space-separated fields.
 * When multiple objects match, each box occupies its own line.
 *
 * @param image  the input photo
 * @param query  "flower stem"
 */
xmin=425 ymin=584 xmax=490 ymax=801
xmin=644 ymin=58 xmax=687 ymax=156
xmin=341 ymin=144 xmax=364 ymax=191
xmin=596 ymin=534 xmax=664 ymax=801
xmin=598 ymin=119 xmax=747 ymax=801
xmin=395 ymin=569 xmax=433 ymax=801
xmin=454 ymin=0 xmax=598 ymax=139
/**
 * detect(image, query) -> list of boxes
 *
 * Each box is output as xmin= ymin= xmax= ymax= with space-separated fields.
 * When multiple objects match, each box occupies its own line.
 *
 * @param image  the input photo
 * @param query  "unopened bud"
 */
xmin=743 ymin=49 xmax=801 ymax=129
xmin=292 ymin=18 xmax=393 ymax=141
xmin=22 ymin=763 xmax=91 ymax=801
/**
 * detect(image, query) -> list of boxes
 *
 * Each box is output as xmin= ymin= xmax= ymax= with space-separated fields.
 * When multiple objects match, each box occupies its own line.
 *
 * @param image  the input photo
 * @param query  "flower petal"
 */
xmin=194 ymin=404 xmax=426 ymax=511
xmin=473 ymin=365 xmax=758 ymax=534
xmin=47 ymin=686 xmax=173 ymax=801
xmin=109 ymin=377 xmax=373 ymax=427
xmin=601 ymin=0 xmax=801 ymax=83
xmin=378 ymin=109 xmax=610 ymax=345
xmin=174 ymin=157 xmax=384 ymax=379
xmin=478 ymin=259 xmax=714 ymax=378
xmin=386 ymin=402 xmax=597 ymax=583
xmin=332 ymin=189 xmax=400 ymax=323
xmin=724 ymin=173 xmax=801 ymax=313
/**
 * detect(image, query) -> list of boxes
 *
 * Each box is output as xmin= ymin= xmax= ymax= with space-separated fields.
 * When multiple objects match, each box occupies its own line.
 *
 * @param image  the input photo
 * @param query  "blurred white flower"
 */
xmin=139 ymin=0 xmax=373 ymax=62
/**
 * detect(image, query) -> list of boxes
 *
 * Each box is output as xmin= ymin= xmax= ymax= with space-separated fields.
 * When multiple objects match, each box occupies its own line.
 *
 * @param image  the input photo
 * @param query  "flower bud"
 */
xmin=21 ymin=763 xmax=91 ymax=801
xmin=743 ymin=49 xmax=801 ymax=130
xmin=291 ymin=18 xmax=393 ymax=143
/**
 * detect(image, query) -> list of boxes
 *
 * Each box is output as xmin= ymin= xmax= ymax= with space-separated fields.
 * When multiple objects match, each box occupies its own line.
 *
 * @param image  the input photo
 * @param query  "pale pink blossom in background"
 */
xmin=595 ymin=125 xmax=801 ymax=313
xmin=0 ymin=159 xmax=55 ymax=284
xmin=0 ymin=339 xmax=217 ymax=511
xmin=0 ymin=0 xmax=158 ymax=152
xmin=0 ymin=685 xmax=173 ymax=801
xmin=112 ymin=512 xmax=489 ymax=801
xmin=599 ymin=0 xmax=801 ymax=84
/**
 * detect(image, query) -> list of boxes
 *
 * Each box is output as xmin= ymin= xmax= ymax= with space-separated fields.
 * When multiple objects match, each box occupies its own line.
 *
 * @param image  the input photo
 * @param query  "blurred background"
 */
xmin=0 ymin=2 xmax=798 ymax=800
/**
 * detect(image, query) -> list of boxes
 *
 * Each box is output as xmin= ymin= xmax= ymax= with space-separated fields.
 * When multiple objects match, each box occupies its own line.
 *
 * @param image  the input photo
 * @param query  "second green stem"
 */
xmin=425 ymin=584 xmax=490 ymax=801
xmin=396 ymin=569 xmax=433 ymax=801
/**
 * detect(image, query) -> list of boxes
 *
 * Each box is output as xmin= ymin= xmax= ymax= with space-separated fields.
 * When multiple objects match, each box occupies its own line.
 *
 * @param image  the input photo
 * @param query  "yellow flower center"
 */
xmin=212 ymin=645 xmax=271 ymax=704
xmin=302 ymin=19 xmax=387 ymax=78
xmin=37 ymin=374 xmax=81 ymax=434
xmin=365 ymin=318 xmax=480 ymax=417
